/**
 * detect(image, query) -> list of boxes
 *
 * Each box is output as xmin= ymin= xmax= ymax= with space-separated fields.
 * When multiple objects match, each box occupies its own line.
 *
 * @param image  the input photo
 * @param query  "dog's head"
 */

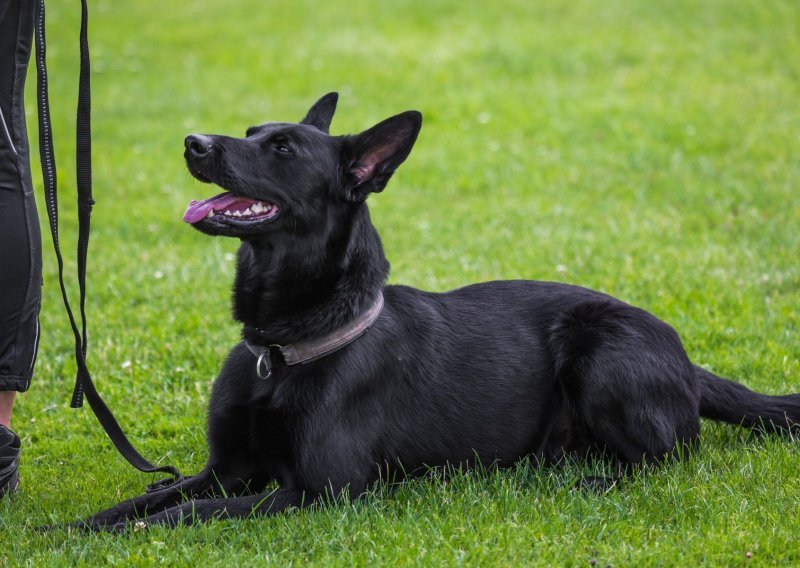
xmin=182 ymin=93 xmax=422 ymax=240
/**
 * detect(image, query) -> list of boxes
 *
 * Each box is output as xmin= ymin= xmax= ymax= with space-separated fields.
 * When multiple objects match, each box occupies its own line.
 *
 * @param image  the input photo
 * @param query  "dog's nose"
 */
xmin=184 ymin=134 xmax=214 ymax=156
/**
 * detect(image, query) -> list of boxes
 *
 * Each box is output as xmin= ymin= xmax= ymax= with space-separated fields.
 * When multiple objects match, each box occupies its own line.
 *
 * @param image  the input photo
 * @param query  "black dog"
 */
xmin=78 ymin=93 xmax=799 ymax=530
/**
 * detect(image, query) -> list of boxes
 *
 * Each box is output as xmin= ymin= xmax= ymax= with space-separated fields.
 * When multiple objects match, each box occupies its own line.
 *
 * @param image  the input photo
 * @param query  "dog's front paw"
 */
xmin=80 ymin=518 xmax=151 ymax=534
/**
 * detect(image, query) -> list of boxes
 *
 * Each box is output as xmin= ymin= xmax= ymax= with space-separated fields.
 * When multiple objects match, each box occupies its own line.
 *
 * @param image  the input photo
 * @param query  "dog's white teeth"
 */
xmin=252 ymin=203 xmax=264 ymax=214
xmin=243 ymin=207 xmax=253 ymax=216
xmin=224 ymin=210 xmax=232 ymax=216
xmin=232 ymin=210 xmax=242 ymax=217
xmin=207 ymin=209 xmax=214 ymax=218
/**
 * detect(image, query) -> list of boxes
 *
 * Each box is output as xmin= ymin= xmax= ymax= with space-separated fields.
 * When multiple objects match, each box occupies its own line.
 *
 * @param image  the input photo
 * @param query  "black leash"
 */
xmin=34 ymin=0 xmax=182 ymax=490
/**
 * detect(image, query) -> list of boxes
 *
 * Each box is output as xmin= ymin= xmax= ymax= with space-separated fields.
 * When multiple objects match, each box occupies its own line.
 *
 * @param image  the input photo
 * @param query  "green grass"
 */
xmin=2 ymin=0 xmax=799 ymax=564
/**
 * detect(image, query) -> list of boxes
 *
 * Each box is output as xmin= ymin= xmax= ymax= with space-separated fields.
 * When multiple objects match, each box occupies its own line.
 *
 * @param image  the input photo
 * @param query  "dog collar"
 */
xmin=244 ymin=292 xmax=384 ymax=379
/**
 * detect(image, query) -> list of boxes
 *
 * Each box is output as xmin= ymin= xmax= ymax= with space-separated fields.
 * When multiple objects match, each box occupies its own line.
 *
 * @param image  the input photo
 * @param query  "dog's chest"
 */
xmin=244 ymin=400 xmax=294 ymax=470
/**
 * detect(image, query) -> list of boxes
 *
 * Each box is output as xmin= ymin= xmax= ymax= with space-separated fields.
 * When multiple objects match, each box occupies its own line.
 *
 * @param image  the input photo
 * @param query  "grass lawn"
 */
xmin=2 ymin=0 xmax=799 ymax=564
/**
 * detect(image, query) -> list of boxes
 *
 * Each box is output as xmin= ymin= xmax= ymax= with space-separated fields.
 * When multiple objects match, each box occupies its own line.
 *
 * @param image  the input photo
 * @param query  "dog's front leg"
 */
xmin=75 ymin=467 xmax=221 ymax=530
xmin=101 ymin=487 xmax=311 ymax=530
xmin=119 ymin=468 xmax=373 ymax=530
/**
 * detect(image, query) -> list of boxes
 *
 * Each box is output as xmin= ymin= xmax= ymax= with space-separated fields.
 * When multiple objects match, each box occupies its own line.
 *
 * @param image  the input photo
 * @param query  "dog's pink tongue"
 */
xmin=183 ymin=192 xmax=239 ymax=224
xmin=183 ymin=200 xmax=214 ymax=224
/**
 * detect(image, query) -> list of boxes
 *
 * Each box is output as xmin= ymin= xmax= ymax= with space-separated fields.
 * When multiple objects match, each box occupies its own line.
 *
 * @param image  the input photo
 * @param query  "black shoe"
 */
xmin=0 ymin=424 xmax=20 ymax=496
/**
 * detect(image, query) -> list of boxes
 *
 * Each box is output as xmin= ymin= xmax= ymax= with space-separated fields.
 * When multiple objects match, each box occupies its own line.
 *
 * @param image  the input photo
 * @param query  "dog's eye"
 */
xmin=272 ymin=141 xmax=292 ymax=155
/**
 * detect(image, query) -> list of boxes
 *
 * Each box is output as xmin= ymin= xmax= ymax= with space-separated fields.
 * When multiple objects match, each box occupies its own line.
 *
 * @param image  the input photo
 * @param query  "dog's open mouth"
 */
xmin=183 ymin=192 xmax=279 ymax=225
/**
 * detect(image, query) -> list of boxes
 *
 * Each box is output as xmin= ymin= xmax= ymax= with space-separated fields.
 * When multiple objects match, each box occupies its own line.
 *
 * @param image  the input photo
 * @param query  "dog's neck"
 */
xmin=233 ymin=204 xmax=389 ymax=345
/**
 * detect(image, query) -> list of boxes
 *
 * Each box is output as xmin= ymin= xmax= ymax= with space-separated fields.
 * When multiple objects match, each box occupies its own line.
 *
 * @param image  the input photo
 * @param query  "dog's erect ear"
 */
xmin=300 ymin=92 xmax=339 ymax=134
xmin=344 ymin=110 xmax=422 ymax=200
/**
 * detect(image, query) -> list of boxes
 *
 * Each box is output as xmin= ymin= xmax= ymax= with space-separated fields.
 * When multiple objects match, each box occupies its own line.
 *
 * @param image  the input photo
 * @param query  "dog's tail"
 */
xmin=696 ymin=365 xmax=800 ymax=432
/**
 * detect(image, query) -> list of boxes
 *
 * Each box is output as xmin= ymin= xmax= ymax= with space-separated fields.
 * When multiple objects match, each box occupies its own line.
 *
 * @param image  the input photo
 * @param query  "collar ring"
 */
xmin=256 ymin=351 xmax=272 ymax=380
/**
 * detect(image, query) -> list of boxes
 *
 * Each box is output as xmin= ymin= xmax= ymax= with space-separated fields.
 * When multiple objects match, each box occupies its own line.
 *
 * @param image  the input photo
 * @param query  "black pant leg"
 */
xmin=0 ymin=0 xmax=41 ymax=392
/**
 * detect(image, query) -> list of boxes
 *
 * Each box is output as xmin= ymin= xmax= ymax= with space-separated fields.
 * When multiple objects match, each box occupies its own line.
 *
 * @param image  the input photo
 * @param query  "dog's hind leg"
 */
xmin=549 ymin=300 xmax=702 ymax=483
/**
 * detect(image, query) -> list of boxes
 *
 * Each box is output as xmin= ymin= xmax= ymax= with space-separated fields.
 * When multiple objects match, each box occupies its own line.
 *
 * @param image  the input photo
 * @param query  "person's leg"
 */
xmin=0 ymin=392 xmax=14 ymax=427
xmin=0 ymin=0 xmax=41 ymax=495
